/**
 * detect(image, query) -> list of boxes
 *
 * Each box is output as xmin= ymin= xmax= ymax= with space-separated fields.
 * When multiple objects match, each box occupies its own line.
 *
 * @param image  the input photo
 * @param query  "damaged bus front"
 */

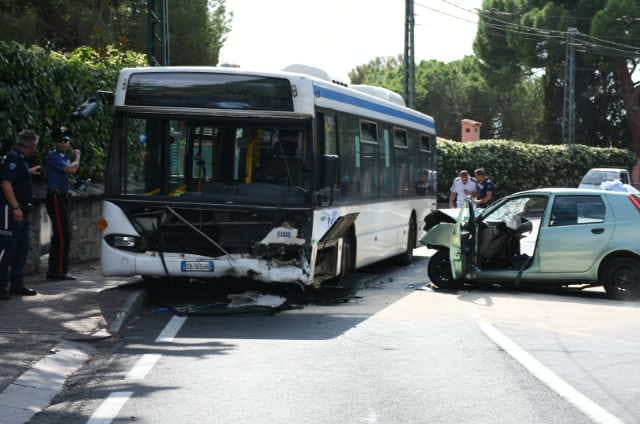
xmin=101 ymin=69 xmax=317 ymax=285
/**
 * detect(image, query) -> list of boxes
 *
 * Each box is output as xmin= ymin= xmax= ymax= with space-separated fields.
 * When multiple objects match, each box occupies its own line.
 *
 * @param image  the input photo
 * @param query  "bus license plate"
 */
xmin=180 ymin=260 xmax=215 ymax=272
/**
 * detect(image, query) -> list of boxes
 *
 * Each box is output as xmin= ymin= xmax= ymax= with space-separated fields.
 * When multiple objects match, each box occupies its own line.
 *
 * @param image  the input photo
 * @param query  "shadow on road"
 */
xmin=131 ymin=255 xmax=428 ymax=342
xmin=431 ymin=282 xmax=640 ymax=308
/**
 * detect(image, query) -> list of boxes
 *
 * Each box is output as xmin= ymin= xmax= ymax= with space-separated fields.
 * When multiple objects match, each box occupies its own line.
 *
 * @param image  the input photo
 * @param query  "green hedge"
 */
xmin=0 ymin=42 xmax=146 ymax=181
xmin=437 ymin=139 xmax=635 ymax=200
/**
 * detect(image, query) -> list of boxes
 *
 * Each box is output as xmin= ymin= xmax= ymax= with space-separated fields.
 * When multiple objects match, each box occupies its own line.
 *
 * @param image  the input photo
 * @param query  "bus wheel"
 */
xmin=396 ymin=216 xmax=416 ymax=266
xmin=339 ymin=230 xmax=355 ymax=278
xmin=428 ymin=249 xmax=463 ymax=289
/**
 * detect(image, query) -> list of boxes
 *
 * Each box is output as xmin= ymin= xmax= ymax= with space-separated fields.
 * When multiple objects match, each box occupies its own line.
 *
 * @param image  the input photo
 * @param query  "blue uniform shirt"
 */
xmin=0 ymin=149 xmax=33 ymax=206
xmin=478 ymin=178 xmax=496 ymax=201
xmin=45 ymin=149 xmax=71 ymax=192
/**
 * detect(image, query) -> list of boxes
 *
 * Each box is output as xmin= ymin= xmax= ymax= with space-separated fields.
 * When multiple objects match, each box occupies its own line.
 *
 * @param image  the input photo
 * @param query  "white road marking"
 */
xmin=155 ymin=315 xmax=187 ymax=343
xmin=125 ymin=354 xmax=162 ymax=380
xmin=86 ymin=391 xmax=133 ymax=424
xmin=477 ymin=321 xmax=625 ymax=424
xmin=87 ymin=315 xmax=187 ymax=423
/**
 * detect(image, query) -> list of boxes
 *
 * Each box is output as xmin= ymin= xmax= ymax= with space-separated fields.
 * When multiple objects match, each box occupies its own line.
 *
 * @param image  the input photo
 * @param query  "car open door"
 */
xmin=450 ymin=198 xmax=475 ymax=280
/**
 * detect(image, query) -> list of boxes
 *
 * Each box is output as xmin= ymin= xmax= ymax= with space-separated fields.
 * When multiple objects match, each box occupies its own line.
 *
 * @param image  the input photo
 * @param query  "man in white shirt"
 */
xmin=449 ymin=170 xmax=478 ymax=208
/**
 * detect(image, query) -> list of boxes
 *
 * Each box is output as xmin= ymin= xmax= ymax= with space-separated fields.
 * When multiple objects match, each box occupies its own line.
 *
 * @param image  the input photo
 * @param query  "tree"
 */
xmin=349 ymin=55 xmax=544 ymax=142
xmin=0 ymin=0 xmax=232 ymax=66
xmin=473 ymin=0 xmax=639 ymax=154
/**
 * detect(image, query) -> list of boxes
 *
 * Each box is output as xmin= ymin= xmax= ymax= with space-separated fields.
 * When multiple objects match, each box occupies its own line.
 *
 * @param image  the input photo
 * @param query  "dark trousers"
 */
xmin=0 ymin=205 xmax=31 ymax=291
xmin=46 ymin=192 xmax=71 ymax=277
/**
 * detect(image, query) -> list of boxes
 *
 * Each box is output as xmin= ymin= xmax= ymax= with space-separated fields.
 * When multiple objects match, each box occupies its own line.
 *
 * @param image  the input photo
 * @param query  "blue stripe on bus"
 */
xmin=313 ymin=84 xmax=436 ymax=130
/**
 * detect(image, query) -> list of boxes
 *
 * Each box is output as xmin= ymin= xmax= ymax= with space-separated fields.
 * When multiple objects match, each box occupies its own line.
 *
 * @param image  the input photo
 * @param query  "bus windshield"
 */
xmin=110 ymin=115 xmax=312 ymax=206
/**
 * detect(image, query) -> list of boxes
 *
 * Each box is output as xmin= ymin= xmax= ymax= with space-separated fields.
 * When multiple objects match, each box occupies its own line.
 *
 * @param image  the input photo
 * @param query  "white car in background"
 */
xmin=578 ymin=168 xmax=631 ymax=190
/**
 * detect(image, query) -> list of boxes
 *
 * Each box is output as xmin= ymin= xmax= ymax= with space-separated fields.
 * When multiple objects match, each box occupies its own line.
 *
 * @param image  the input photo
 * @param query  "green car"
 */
xmin=422 ymin=188 xmax=640 ymax=300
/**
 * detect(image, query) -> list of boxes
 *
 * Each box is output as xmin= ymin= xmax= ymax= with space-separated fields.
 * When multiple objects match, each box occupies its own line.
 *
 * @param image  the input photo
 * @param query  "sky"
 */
xmin=218 ymin=0 xmax=484 ymax=83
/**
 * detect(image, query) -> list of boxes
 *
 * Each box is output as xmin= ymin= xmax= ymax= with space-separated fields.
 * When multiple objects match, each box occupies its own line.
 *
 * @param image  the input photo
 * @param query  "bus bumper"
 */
xmin=101 ymin=240 xmax=311 ymax=284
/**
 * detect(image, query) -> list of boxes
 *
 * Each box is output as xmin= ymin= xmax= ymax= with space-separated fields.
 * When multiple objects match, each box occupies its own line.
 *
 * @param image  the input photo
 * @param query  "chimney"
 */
xmin=461 ymin=119 xmax=482 ymax=142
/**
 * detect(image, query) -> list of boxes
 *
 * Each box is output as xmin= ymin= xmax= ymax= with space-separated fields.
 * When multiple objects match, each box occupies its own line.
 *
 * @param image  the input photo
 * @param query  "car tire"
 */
xmin=604 ymin=257 xmax=640 ymax=300
xmin=428 ymin=249 xmax=463 ymax=289
xmin=396 ymin=216 xmax=416 ymax=266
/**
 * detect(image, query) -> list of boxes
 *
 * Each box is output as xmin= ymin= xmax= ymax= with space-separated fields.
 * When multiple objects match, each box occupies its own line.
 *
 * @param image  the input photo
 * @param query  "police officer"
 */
xmin=474 ymin=168 xmax=497 ymax=207
xmin=0 ymin=129 xmax=41 ymax=299
xmin=45 ymin=126 xmax=80 ymax=281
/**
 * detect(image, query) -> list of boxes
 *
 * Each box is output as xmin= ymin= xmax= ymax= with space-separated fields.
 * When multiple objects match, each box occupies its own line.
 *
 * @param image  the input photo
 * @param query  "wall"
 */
xmin=25 ymin=194 xmax=102 ymax=275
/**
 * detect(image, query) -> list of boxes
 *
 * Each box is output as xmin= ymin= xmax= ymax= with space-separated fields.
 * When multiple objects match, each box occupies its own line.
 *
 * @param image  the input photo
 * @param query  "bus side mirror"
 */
xmin=322 ymin=154 xmax=339 ymax=187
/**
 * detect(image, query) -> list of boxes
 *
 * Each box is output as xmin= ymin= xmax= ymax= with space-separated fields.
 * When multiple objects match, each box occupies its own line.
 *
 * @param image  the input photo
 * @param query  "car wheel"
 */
xmin=428 ymin=249 xmax=463 ymax=289
xmin=396 ymin=216 xmax=417 ymax=266
xmin=604 ymin=258 xmax=640 ymax=300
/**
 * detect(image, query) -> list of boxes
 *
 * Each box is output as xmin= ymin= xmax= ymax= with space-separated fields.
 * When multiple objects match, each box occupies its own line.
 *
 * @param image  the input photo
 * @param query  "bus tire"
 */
xmin=339 ymin=229 xmax=355 ymax=278
xmin=396 ymin=216 xmax=416 ymax=266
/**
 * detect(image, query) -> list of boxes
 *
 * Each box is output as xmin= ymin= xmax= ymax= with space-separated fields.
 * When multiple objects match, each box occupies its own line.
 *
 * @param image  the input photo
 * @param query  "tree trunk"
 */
xmin=615 ymin=61 xmax=640 ymax=160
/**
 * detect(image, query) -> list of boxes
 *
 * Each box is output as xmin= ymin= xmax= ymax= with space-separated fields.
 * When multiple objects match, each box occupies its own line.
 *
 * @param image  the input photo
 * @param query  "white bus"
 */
xmin=100 ymin=66 xmax=437 ymax=287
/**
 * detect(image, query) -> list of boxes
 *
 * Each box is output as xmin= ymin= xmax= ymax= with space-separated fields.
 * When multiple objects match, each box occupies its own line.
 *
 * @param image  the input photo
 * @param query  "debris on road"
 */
xmin=172 ymin=291 xmax=292 ymax=316
xmin=405 ymin=282 xmax=432 ymax=291
xmin=227 ymin=292 xmax=287 ymax=309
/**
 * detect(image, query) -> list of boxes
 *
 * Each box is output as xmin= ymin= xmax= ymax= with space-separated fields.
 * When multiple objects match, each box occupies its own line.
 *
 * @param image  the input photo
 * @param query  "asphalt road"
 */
xmin=30 ymin=249 xmax=640 ymax=424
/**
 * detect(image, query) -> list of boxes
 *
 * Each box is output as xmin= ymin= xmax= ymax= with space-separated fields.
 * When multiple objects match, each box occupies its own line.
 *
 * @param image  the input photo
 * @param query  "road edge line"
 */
xmin=86 ymin=391 xmax=133 ymax=424
xmin=477 ymin=321 xmax=624 ymax=424
xmin=155 ymin=315 xmax=187 ymax=343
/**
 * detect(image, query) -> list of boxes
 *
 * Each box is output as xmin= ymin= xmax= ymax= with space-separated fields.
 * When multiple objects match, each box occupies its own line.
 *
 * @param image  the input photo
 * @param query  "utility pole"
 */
xmin=404 ymin=0 xmax=415 ymax=108
xmin=562 ymin=27 xmax=577 ymax=146
xmin=148 ymin=0 xmax=170 ymax=66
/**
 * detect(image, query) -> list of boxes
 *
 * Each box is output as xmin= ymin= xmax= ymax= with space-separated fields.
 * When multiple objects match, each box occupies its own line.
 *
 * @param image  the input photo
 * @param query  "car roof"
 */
xmin=586 ymin=168 xmax=628 ymax=172
xmin=514 ymin=187 xmax=632 ymax=197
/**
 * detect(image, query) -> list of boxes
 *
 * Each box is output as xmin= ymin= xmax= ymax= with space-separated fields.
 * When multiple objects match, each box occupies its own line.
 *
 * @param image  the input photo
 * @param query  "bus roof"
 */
xmin=115 ymin=66 xmax=436 ymax=133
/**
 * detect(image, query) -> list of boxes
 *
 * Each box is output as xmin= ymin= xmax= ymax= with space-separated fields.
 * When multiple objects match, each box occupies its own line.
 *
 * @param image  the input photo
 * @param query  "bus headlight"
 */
xmin=105 ymin=234 xmax=141 ymax=251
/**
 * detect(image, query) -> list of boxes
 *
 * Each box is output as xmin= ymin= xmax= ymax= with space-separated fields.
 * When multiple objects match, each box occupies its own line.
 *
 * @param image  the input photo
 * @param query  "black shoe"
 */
xmin=46 ymin=274 xmax=76 ymax=281
xmin=10 ymin=287 xmax=37 ymax=296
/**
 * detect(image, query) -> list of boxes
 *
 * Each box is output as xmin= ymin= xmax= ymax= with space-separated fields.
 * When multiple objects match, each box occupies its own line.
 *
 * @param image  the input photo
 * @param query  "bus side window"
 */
xmin=337 ymin=114 xmax=360 ymax=201
xmin=380 ymin=127 xmax=393 ymax=196
xmin=359 ymin=120 xmax=379 ymax=199
xmin=393 ymin=128 xmax=410 ymax=196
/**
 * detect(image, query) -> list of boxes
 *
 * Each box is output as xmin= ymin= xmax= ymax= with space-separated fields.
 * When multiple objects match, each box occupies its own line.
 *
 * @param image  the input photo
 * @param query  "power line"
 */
xmin=415 ymin=3 xmax=565 ymax=40
xmin=416 ymin=1 xmax=640 ymax=61
xmin=432 ymin=0 xmax=640 ymax=51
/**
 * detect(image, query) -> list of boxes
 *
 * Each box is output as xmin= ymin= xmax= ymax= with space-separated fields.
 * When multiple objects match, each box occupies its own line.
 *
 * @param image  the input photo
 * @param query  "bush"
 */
xmin=437 ymin=138 xmax=635 ymax=199
xmin=0 ymin=42 xmax=146 ymax=181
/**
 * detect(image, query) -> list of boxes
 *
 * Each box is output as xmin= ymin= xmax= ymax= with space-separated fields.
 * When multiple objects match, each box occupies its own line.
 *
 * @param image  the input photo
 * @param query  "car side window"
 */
xmin=550 ymin=195 xmax=605 ymax=227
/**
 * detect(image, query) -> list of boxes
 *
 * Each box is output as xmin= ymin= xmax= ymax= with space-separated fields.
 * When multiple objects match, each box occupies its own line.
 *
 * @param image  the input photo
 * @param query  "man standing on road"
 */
xmin=45 ymin=126 xmax=80 ymax=281
xmin=0 ymin=129 xmax=41 ymax=299
xmin=448 ymin=170 xmax=477 ymax=208
xmin=474 ymin=168 xmax=497 ymax=207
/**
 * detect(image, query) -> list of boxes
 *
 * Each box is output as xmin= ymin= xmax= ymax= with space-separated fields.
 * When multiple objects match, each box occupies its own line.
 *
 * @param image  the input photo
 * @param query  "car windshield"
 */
xmin=580 ymin=170 xmax=622 ymax=185
xmin=483 ymin=196 xmax=547 ymax=224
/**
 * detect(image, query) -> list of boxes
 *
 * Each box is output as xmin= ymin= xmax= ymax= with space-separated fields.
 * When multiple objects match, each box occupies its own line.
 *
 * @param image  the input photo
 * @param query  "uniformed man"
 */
xmin=45 ymin=126 xmax=80 ymax=281
xmin=0 ymin=129 xmax=41 ymax=299
xmin=474 ymin=168 xmax=497 ymax=207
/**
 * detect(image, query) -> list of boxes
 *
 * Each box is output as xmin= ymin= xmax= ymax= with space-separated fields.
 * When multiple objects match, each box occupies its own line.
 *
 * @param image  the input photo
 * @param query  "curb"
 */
xmin=108 ymin=289 xmax=147 ymax=335
xmin=0 ymin=340 xmax=96 ymax=424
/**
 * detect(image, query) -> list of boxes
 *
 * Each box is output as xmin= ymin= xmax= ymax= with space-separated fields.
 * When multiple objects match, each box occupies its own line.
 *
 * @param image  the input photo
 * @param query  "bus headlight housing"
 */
xmin=105 ymin=234 xmax=141 ymax=251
